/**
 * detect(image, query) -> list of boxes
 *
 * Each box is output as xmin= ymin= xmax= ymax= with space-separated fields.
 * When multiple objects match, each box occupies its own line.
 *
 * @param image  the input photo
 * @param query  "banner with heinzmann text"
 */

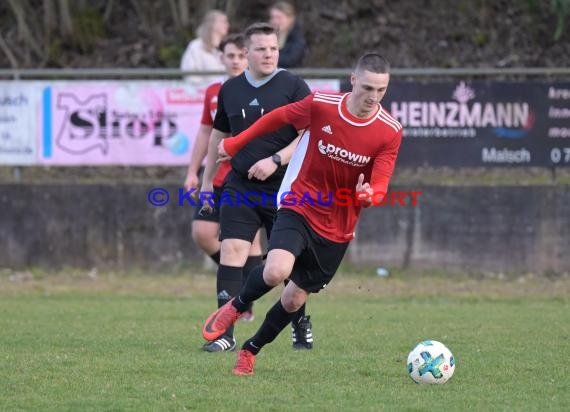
xmin=381 ymin=81 xmax=570 ymax=167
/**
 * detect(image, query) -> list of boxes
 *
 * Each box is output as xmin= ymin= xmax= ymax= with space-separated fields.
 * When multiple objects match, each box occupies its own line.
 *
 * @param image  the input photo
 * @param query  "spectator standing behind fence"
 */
xmin=180 ymin=10 xmax=229 ymax=86
xmin=269 ymin=2 xmax=306 ymax=68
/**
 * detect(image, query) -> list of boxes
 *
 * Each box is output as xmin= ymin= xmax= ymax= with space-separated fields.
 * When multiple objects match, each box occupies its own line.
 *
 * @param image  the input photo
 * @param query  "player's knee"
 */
xmin=220 ymin=239 xmax=251 ymax=266
xmin=281 ymin=295 xmax=304 ymax=313
xmin=262 ymin=263 xmax=289 ymax=287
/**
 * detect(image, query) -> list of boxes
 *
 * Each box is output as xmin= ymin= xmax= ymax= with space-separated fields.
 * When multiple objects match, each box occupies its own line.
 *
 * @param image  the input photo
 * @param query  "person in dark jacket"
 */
xmin=269 ymin=2 xmax=306 ymax=68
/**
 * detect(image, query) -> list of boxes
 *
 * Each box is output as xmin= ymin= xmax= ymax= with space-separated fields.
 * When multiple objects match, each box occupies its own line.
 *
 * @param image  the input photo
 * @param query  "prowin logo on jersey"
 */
xmin=318 ymin=139 xmax=371 ymax=167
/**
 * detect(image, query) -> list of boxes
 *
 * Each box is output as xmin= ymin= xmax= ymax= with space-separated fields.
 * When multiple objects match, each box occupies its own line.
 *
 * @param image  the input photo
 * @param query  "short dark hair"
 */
xmin=355 ymin=53 xmax=391 ymax=74
xmin=219 ymin=33 xmax=245 ymax=53
xmin=243 ymin=22 xmax=278 ymax=46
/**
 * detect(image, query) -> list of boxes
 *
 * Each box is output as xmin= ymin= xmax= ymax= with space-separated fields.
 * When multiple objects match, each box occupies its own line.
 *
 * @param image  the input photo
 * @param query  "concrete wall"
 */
xmin=0 ymin=184 xmax=200 ymax=269
xmin=1 ymin=184 xmax=569 ymax=273
xmin=350 ymin=185 xmax=570 ymax=273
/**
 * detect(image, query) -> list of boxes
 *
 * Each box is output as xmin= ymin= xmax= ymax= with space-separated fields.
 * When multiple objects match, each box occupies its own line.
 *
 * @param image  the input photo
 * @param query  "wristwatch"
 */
xmin=272 ymin=153 xmax=282 ymax=167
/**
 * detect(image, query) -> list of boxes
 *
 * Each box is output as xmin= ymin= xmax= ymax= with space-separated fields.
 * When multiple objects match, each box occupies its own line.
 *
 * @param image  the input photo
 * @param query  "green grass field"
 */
xmin=1 ymin=270 xmax=569 ymax=411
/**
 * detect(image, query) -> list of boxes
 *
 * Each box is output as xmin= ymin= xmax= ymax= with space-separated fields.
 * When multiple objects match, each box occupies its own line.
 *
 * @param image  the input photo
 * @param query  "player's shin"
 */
xmin=233 ymin=265 xmax=274 ymax=312
xmin=242 ymin=300 xmax=295 ymax=355
xmin=217 ymin=265 xmax=243 ymax=308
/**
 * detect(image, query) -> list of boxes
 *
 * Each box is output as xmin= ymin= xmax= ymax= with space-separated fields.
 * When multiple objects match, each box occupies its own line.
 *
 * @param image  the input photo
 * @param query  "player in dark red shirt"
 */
xmin=202 ymin=53 xmax=403 ymax=375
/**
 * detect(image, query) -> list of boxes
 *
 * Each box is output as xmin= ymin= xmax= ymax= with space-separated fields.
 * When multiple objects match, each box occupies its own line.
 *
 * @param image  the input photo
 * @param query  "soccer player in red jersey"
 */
xmin=202 ymin=53 xmax=403 ymax=374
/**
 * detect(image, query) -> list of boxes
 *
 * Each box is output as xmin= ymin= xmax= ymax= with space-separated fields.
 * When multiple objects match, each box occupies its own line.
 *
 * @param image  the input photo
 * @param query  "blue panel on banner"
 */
xmin=42 ymin=87 xmax=52 ymax=158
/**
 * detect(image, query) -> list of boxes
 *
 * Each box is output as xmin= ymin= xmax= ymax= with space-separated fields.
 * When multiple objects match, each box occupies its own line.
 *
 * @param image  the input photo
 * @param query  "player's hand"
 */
xmin=217 ymin=140 xmax=231 ymax=163
xmin=199 ymin=181 xmax=215 ymax=214
xmin=247 ymin=157 xmax=278 ymax=181
xmin=184 ymin=173 xmax=199 ymax=193
xmin=355 ymin=173 xmax=373 ymax=207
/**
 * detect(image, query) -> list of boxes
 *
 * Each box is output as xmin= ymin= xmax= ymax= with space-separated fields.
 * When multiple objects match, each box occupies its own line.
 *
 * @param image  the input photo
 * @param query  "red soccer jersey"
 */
xmin=278 ymin=91 xmax=403 ymax=243
xmin=201 ymin=82 xmax=231 ymax=188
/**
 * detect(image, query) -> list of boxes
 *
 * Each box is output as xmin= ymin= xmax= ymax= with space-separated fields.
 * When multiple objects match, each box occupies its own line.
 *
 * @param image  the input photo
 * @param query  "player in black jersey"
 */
xmin=200 ymin=23 xmax=314 ymax=351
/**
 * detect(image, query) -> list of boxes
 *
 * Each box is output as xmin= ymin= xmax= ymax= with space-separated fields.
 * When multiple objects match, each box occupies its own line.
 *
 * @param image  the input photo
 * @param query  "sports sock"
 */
xmin=242 ymin=255 xmax=263 ymax=284
xmin=233 ymin=265 xmax=274 ymax=312
xmin=217 ymin=264 xmax=242 ymax=338
xmin=242 ymin=255 xmax=263 ymax=311
xmin=242 ymin=300 xmax=295 ymax=355
xmin=209 ymin=250 xmax=220 ymax=265
xmin=291 ymin=303 xmax=306 ymax=325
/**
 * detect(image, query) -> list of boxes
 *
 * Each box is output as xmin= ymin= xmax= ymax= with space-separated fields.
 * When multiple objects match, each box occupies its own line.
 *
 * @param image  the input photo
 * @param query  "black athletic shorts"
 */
xmin=268 ymin=208 xmax=349 ymax=293
xmin=193 ymin=186 xmax=223 ymax=223
xmin=219 ymin=173 xmax=279 ymax=242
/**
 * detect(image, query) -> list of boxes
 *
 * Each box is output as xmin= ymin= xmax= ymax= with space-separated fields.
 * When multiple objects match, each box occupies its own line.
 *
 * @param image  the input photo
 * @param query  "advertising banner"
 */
xmin=38 ymin=81 xmax=205 ymax=165
xmin=0 ymin=82 xmax=39 ymax=165
xmin=9 ymin=78 xmax=570 ymax=167
xmin=36 ymin=78 xmax=339 ymax=166
xmin=382 ymin=81 xmax=570 ymax=167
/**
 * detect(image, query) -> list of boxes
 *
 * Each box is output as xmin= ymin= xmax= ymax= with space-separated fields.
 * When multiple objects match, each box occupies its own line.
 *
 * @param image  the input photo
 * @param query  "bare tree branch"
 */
xmin=168 ymin=0 xmax=181 ymax=30
xmin=0 ymin=32 xmax=19 ymax=69
xmin=129 ymin=0 xmax=148 ymax=28
xmin=178 ymin=0 xmax=190 ymax=28
xmin=7 ymin=0 xmax=43 ymax=57
xmin=44 ymin=0 xmax=57 ymax=34
xmin=57 ymin=0 xmax=74 ymax=37
xmin=103 ymin=0 xmax=115 ymax=23
xmin=225 ymin=0 xmax=244 ymax=24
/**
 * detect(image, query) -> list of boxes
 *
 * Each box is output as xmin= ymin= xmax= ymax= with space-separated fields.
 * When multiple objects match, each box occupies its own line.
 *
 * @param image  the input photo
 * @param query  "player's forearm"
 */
xmin=224 ymin=106 xmax=290 ymax=156
xmin=202 ymin=130 xmax=225 ymax=187
xmin=276 ymin=135 xmax=301 ymax=165
xmin=187 ymin=125 xmax=213 ymax=175
xmin=368 ymin=133 xmax=402 ymax=204
xmin=366 ymin=170 xmax=392 ymax=206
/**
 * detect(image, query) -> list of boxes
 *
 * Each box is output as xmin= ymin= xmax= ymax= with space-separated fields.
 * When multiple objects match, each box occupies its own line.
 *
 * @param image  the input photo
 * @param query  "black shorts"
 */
xmin=268 ymin=208 xmax=349 ymax=293
xmin=219 ymin=173 xmax=279 ymax=243
xmin=192 ymin=186 xmax=223 ymax=223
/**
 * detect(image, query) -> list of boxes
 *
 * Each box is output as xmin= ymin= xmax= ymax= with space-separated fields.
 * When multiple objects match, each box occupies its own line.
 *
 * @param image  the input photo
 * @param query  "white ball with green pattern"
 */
xmin=407 ymin=340 xmax=455 ymax=384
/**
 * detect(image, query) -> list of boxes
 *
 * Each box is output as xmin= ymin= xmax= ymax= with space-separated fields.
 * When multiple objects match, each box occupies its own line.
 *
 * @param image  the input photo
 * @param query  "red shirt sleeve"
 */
xmin=223 ymin=93 xmax=314 ymax=157
xmin=283 ymin=93 xmax=313 ymax=130
xmin=200 ymin=84 xmax=218 ymax=126
xmin=368 ymin=128 xmax=403 ymax=206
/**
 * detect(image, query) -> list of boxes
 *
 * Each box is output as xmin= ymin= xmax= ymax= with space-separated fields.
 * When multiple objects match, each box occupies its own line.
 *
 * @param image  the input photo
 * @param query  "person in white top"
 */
xmin=180 ymin=10 xmax=229 ymax=86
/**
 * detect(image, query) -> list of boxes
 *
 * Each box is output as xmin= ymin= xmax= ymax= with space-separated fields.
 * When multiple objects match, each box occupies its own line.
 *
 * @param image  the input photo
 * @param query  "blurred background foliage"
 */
xmin=0 ymin=0 xmax=568 ymax=69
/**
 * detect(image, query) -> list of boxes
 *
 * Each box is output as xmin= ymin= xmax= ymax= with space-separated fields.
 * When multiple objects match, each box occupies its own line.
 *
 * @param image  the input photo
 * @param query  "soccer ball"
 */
xmin=407 ymin=340 xmax=455 ymax=384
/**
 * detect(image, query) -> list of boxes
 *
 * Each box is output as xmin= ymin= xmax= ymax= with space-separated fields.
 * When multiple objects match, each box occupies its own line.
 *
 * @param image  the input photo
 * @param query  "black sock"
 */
xmin=233 ymin=265 xmax=274 ymax=312
xmin=291 ymin=303 xmax=306 ymax=325
xmin=209 ymin=250 xmax=220 ymax=265
xmin=242 ymin=255 xmax=263 ymax=311
xmin=243 ymin=255 xmax=263 ymax=283
xmin=217 ymin=264 xmax=242 ymax=338
xmin=242 ymin=300 xmax=295 ymax=355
